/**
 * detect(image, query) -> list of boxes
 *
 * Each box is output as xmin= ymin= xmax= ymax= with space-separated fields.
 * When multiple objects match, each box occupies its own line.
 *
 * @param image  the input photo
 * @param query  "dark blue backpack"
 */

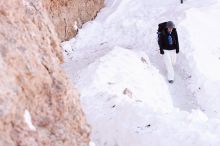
xmin=157 ymin=22 xmax=167 ymax=48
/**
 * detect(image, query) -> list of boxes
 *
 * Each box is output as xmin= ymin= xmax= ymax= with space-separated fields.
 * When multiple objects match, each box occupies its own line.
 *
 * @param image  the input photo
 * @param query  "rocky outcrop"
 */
xmin=43 ymin=0 xmax=104 ymax=41
xmin=0 ymin=0 xmax=90 ymax=145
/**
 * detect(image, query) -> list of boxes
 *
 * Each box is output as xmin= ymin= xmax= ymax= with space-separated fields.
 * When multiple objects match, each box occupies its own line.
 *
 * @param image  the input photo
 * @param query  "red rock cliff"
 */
xmin=0 ymin=0 xmax=97 ymax=145
xmin=43 ymin=0 xmax=104 ymax=41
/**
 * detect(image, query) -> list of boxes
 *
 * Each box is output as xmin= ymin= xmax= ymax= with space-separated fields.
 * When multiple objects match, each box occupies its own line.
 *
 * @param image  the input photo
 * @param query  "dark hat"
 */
xmin=167 ymin=21 xmax=175 ymax=28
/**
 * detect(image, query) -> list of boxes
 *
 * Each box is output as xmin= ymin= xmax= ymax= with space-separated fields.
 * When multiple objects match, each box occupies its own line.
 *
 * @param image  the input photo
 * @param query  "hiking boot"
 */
xmin=168 ymin=80 xmax=174 ymax=84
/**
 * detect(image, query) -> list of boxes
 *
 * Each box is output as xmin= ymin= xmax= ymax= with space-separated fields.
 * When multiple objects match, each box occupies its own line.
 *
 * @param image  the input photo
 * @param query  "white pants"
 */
xmin=163 ymin=50 xmax=176 ymax=81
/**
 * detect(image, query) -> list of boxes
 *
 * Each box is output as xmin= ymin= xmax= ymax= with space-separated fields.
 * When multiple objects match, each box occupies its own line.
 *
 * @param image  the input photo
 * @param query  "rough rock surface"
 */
xmin=43 ymin=0 xmax=104 ymax=41
xmin=0 ymin=0 xmax=90 ymax=145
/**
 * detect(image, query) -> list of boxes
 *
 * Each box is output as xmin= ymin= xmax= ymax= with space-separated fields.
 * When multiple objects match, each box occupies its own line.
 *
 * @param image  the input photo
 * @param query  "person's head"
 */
xmin=167 ymin=21 xmax=175 ymax=33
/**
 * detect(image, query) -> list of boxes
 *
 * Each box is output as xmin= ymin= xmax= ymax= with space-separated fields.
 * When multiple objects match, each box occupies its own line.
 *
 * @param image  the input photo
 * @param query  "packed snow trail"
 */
xmin=143 ymin=6 xmax=198 ymax=111
xmin=62 ymin=0 xmax=220 ymax=145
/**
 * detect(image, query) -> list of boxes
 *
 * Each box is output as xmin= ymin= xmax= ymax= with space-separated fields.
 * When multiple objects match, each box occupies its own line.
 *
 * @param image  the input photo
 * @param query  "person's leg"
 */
xmin=171 ymin=50 xmax=177 ymax=66
xmin=170 ymin=50 xmax=177 ymax=81
xmin=164 ymin=50 xmax=174 ymax=81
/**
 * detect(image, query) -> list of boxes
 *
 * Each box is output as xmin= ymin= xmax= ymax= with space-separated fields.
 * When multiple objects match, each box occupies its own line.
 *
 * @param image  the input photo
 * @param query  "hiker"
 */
xmin=158 ymin=21 xmax=179 ymax=83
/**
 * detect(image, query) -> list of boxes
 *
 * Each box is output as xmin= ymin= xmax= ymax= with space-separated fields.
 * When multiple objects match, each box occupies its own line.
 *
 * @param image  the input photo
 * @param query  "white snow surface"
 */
xmin=89 ymin=141 xmax=96 ymax=146
xmin=24 ymin=109 xmax=36 ymax=131
xmin=62 ymin=0 xmax=220 ymax=145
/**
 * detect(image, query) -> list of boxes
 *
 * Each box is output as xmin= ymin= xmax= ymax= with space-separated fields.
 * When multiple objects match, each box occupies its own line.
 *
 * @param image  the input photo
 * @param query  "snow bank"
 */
xmin=74 ymin=46 xmax=220 ymax=146
xmin=180 ymin=0 xmax=220 ymax=118
xmin=77 ymin=46 xmax=173 ymax=113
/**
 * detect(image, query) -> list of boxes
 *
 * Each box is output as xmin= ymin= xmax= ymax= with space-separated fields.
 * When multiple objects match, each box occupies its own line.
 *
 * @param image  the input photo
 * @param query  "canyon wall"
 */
xmin=43 ymin=0 xmax=104 ymax=41
xmin=0 ymin=0 xmax=99 ymax=145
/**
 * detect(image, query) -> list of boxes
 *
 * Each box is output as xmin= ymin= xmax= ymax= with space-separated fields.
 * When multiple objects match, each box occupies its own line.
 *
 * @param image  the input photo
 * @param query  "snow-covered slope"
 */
xmin=77 ymin=46 xmax=173 ymax=113
xmin=180 ymin=0 xmax=220 ymax=118
xmin=62 ymin=0 xmax=220 ymax=145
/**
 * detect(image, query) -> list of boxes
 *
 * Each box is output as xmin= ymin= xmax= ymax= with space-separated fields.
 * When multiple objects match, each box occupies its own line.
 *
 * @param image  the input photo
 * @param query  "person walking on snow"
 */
xmin=159 ymin=21 xmax=179 ymax=83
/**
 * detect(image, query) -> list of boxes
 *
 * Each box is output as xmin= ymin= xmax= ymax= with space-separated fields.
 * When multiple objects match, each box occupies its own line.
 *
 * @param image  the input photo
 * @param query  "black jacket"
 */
xmin=159 ymin=28 xmax=179 ymax=54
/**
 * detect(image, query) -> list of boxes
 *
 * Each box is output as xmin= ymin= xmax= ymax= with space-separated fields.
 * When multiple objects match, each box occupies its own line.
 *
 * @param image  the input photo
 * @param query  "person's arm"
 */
xmin=159 ymin=32 xmax=165 ymax=55
xmin=160 ymin=46 xmax=164 ymax=55
xmin=175 ymin=31 xmax=179 ymax=53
